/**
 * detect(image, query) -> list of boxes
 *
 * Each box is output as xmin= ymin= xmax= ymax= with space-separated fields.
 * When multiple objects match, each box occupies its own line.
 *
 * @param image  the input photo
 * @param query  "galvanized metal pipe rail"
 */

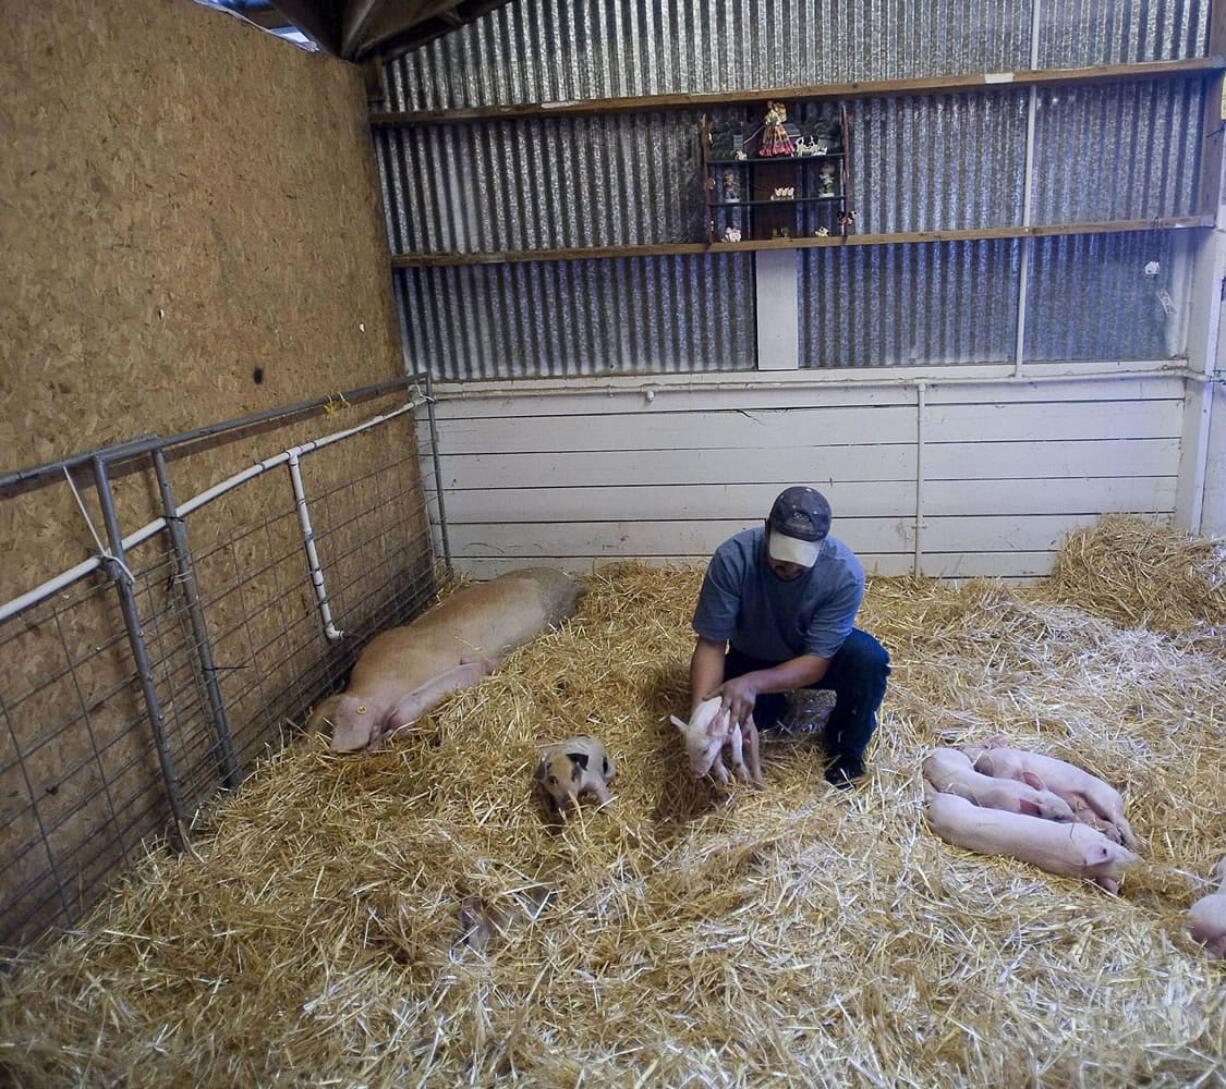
xmin=91 ymin=457 xmax=188 ymax=848
xmin=0 ymin=374 xmax=423 ymax=495
xmin=0 ymin=398 xmax=423 ymax=626
xmin=151 ymin=449 xmax=242 ymax=790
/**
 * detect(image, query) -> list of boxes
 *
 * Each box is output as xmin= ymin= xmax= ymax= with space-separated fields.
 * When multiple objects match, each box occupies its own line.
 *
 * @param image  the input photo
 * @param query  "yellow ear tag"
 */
xmin=357 ymin=705 xmax=367 ymax=714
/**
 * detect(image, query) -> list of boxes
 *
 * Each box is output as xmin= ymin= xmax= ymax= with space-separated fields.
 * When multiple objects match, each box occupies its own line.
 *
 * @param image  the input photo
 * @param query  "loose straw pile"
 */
xmin=1050 ymin=514 xmax=1226 ymax=633
xmin=1 ymin=520 xmax=1224 ymax=1088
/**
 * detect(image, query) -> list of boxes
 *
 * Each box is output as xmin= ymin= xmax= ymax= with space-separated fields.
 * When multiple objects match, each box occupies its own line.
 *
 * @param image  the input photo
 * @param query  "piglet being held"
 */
xmin=534 ymin=735 xmax=616 ymax=815
xmin=670 ymin=696 xmax=762 ymax=787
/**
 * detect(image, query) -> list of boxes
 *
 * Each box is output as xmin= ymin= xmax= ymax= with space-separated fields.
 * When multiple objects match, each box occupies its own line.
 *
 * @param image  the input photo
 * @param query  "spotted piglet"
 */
xmin=533 ymin=735 xmax=616 ymax=815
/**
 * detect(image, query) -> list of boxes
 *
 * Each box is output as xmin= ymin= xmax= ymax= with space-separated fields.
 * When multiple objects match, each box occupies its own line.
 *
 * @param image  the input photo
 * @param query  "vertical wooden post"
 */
xmin=1199 ymin=3 xmax=1226 ymax=220
xmin=1177 ymin=0 xmax=1226 ymax=531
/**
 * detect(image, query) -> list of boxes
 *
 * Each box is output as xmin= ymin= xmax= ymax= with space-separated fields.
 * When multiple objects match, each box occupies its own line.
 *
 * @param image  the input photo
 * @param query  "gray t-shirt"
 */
xmin=691 ymin=527 xmax=864 ymax=661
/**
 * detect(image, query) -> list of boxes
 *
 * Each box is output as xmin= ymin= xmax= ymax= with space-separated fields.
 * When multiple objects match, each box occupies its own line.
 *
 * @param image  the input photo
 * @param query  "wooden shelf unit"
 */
xmin=701 ymin=101 xmax=853 ymax=244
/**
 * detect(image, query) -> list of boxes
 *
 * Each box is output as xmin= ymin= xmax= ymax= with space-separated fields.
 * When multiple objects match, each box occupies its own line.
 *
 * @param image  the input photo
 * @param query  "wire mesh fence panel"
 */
xmin=0 ymin=573 xmax=161 ymax=948
xmin=0 ymin=400 xmax=437 ymax=951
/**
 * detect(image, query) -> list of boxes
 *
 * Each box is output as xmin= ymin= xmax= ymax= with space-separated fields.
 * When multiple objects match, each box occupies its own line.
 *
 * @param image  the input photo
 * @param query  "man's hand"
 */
xmin=717 ymin=674 xmax=759 ymax=727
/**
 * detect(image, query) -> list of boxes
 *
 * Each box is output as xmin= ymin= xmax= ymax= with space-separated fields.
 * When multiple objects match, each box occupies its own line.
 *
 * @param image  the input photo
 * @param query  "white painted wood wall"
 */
xmin=417 ymin=365 xmax=1188 ymax=581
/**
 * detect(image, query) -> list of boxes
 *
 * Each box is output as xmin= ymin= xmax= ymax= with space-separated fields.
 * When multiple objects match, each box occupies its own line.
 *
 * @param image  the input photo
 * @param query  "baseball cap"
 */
xmin=767 ymin=486 xmax=832 ymax=568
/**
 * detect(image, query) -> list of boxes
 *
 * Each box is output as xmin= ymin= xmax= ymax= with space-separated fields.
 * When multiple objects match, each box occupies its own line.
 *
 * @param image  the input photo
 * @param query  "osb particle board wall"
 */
xmin=0 ymin=1 xmax=434 ymax=946
xmin=0 ymin=0 xmax=419 ymax=595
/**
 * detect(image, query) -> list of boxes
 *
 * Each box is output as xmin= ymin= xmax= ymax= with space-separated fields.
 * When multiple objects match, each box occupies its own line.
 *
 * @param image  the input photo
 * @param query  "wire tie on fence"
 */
xmin=63 ymin=467 xmax=136 ymax=586
xmin=322 ymin=391 xmax=351 ymax=417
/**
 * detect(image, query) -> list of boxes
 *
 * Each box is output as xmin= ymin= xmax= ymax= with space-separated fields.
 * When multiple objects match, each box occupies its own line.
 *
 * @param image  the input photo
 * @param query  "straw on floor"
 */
xmin=1 ymin=516 xmax=1224 ymax=1088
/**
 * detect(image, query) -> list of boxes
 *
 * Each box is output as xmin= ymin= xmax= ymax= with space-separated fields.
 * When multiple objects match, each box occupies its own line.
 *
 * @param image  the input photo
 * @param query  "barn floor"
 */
xmin=1 ymin=519 xmax=1224 ymax=1089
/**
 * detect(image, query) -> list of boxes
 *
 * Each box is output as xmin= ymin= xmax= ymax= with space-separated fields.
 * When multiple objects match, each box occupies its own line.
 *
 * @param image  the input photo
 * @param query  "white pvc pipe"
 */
xmin=287 ymin=449 xmax=344 ymax=641
xmin=0 ymin=556 xmax=104 ymax=624
xmin=0 ymin=400 xmax=417 ymax=627
xmin=427 ymin=364 xmax=1190 ymax=403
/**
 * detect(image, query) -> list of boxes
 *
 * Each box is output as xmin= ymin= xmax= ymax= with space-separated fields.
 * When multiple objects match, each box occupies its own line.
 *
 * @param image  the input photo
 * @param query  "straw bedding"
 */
xmin=2 ymin=517 xmax=1224 ymax=1088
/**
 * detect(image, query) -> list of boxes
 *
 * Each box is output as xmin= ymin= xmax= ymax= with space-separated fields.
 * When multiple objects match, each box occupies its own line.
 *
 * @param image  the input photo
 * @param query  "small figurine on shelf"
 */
xmin=721 ymin=170 xmax=740 ymax=203
xmin=818 ymin=163 xmax=837 ymax=197
xmin=723 ymin=226 xmax=742 ymax=242
xmin=813 ymin=225 xmax=830 ymax=237
xmin=734 ymin=149 xmax=748 ymax=161
xmin=839 ymin=209 xmax=857 ymax=228
xmin=709 ymin=121 xmax=745 ymax=160
xmin=760 ymin=101 xmax=796 ymax=157
xmin=795 ymin=136 xmax=819 ymax=157
xmin=770 ymin=186 xmax=795 ymax=201
xmin=813 ymin=118 xmax=842 ymax=153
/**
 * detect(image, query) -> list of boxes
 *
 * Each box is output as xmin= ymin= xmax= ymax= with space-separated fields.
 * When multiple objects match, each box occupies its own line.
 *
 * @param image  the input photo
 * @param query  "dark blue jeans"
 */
xmin=723 ymin=630 xmax=890 ymax=761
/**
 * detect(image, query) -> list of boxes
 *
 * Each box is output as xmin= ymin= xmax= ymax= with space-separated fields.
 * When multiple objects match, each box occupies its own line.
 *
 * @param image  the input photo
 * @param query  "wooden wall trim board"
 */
xmin=457 ymin=555 xmax=1057 ymax=582
xmin=371 ymin=56 xmax=1226 ymax=127
xmin=429 ymin=401 xmax=1184 ymax=455
xmin=439 ymin=479 xmax=1178 ymax=524
xmin=420 ymin=440 xmax=1182 ymax=489
xmin=389 ymin=216 xmax=1212 ymax=269
xmin=416 ymin=368 xmax=1186 ymax=580
xmin=443 ymin=513 xmax=1171 ymax=559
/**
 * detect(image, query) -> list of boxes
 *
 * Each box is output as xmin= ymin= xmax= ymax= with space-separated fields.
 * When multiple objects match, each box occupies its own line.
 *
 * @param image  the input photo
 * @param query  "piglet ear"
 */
xmin=1082 ymin=843 xmax=1112 ymax=866
xmin=706 ymin=708 xmax=729 ymax=736
xmin=533 ymin=760 xmax=549 ymax=783
xmin=1020 ymin=772 xmax=1045 ymax=791
xmin=1017 ymin=798 xmax=1041 ymax=817
xmin=669 ymin=715 xmax=689 ymax=731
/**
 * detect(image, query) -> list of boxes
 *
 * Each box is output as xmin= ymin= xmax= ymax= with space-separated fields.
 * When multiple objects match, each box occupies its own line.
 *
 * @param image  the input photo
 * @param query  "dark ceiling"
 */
xmin=225 ymin=0 xmax=511 ymax=63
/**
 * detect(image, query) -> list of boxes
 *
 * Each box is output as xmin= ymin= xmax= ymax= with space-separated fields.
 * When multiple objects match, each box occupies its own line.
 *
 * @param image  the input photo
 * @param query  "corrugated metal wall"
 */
xmin=1030 ymin=80 xmax=1203 ymax=223
xmin=837 ymin=92 xmax=1029 ymax=234
xmin=377 ymin=1 xmax=1209 ymax=378
xmin=385 ymin=1 xmax=1014 ymax=110
xmin=376 ymin=112 xmax=708 ymax=253
xmin=799 ymin=239 xmax=1022 ymax=367
xmin=1039 ymin=0 xmax=1209 ymax=67
xmin=396 ymin=255 xmax=754 ymax=379
xmin=1024 ymin=229 xmax=1182 ymax=360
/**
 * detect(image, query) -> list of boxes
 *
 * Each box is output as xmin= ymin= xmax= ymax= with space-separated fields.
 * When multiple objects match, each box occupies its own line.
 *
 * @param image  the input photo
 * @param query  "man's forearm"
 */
xmin=741 ymin=654 xmax=829 ymax=694
xmin=690 ymin=637 xmax=726 ymax=711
